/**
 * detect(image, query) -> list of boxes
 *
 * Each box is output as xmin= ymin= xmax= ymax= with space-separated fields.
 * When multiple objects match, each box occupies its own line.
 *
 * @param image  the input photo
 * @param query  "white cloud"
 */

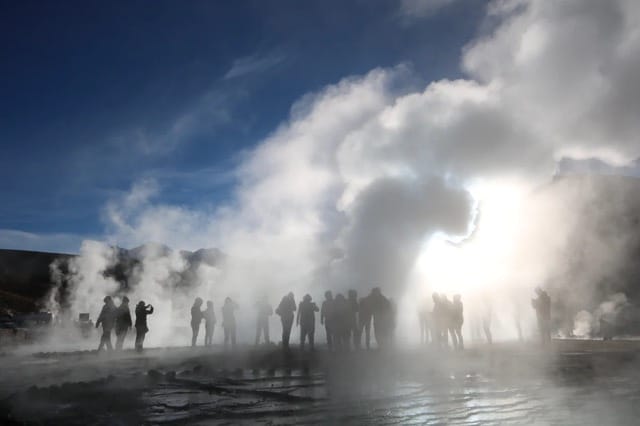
xmin=399 ymin=0 xmax=459 ymax=18
xmin=223 ymin=50 xmax=286 ymax=80
xmin=52 ymin=0 xmax=640 ymax=345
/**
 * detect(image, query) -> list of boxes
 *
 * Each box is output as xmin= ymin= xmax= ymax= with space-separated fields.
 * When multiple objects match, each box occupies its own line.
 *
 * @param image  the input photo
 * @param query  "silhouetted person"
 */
xmin=479 ymin=295 xmax=493 ymax=344
xmin=321 ymin=291 xmax=335 ymax=351
xmin=222 ymin=297 xmax=239 ymax=348
xmin=532 ymin=288 xmax=551 ymax=344
xmin=276 ymin=292 xmax=296 ymax=349
xmin=203 ymin=301 xmax=216 ymax=347
xmin=370 ymin=287 xmax=391 ymax=349
xmin=96 ymin=296 xmax=116 ymax=352
xmin=358 ymin=294 xmax=373 ymax=350
xmin=333 ymin=293 xmax=351 ymax=351
xmin=254 ymin=297 xmax=273 ymax=345
xmin=389 ymin=298 xmax=398 ymax=344
xmin=297 ymin=294 xmax=319 ymax=350
xmin=347 ymin=290 xmax=359 ymax=349
xmin=441 ymin=294 xmax=458 ymax=349
xmin=452 ymin=294 xmax=464 ymax=350
xmin=115 ymin=296 xmax=132 ymax=350
xmin=431 ymin=293 xmax=444 ymax=348
xmin=191 ymin=297 xmax=204 ymax=347
xmin=135 ymin=301 xmax=153 ymax=352
xmin=418 ymin=298 xmax=431 ymax=345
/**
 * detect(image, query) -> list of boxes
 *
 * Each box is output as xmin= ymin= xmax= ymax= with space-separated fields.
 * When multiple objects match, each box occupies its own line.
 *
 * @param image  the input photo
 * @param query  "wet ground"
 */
xmin=2 ymin=340 xmax=640 ymax=425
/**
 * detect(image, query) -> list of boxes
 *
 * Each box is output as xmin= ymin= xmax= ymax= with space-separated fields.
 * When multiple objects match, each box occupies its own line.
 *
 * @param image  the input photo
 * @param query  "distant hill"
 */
xmin=0 ymin=249 xmax=74 ymax=312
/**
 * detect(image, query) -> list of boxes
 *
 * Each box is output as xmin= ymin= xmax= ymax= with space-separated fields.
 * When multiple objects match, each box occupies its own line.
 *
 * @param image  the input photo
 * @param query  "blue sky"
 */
xmin=1 ymin=0 xmax=487 ymax=252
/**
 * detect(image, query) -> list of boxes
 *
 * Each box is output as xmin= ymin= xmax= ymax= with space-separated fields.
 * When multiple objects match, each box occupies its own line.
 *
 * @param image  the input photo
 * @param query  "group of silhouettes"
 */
xmin=95 ymin=296 xmax=154 ymax=352
xmin=188 ymin=287 xmax=397 ymax=351
xmin=190 ymin=297 xmax=239 ymax=348
xmin=417 ymin=293 xmax=465 ymax=350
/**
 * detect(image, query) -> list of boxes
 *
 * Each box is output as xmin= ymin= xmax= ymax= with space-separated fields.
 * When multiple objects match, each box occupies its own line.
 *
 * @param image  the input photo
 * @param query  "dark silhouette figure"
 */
xmin=480 ymin=296 xmax=493 ymax=345
xmin=431 ymin=293 xmax=442 ymax=347
xmin=369 ymin=288 xmax=392 ymax=349
xmin=347 ymin=290 xmax=359 ymax=349
xmin=222 ymin=297 xmax=239 ymax=348
xmin=441 ymin=294 xmax=458 ymax=349
xmin=332 ymin=294 xmax=351 ymax=351
xmin=297 ymin=294 xmax=319 ymax=350
xmin=452 ymin=294 xmax=464 ymax=350
xmin=115 ymin=296 xmax=132 ymax=350
xmin=191 ymin=297 xmax=204 ymax=347
xmin=321 ymin=291 xmax=335 ymax=351
xmin=276 ymin=292 xmax=296 ymax=349
xmin=418 ymin=298 xmax=431 ymax=345
xmin=255 ymin=297 xmax=273 ymax=345
xmin=358 ymin=294 xmax=373 ymax=350
xmin=203 ymin=301 xmax=216 ymax=347
xmin=389 ymin=298 xmax=398 ymax=344
xmin=96 ymin=296 xmax=116 ymax=352
xmin=135 ymin=301 xmax=154 ymax=352
xmin=532 ymin=288 xmax=551 ymax=344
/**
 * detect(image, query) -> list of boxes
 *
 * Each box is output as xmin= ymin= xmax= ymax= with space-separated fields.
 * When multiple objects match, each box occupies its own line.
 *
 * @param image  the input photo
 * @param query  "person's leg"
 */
xmin=105 ymin=331 xmax=113 ymax=351
xmin=483 ymin=321 xmax=492 ymax=344
xmin=364 ymin=321 xmax=371 ymax=350
xmin=300 ymin=327 xmax=306 ymax=350
xmin=310 ymin=330 xmax=315 ymax=350
xmin=449 ymin=327 xmax=458 ymax=349
xmin=284 ymin=317 xmax=293 ymax=347
xmin=255 ymin=320 xmax=261 ymax=345
xmin=135 ymin=330 xmax=141 ymax=351
xmin=140 ymin=331 xmax=146 ymax=350
xmin=231 ymin=325 xmax=236 ymax=347
xmin=281 ymin=319 xmax=286 ymax=347
xmin=264 ymin=322 xmax=270 ymax=344
xmin=98 ymin=331 xmax=106 ymax=351
xmin=325 ymin=325 xmax=333 ymax=351
xmin=192 ymin=325 xmax=198 ymax=347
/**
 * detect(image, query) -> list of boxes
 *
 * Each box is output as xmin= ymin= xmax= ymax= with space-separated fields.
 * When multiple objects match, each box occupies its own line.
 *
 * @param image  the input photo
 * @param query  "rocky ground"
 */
xmin=2 ymin=340 xmax=640 ymax=425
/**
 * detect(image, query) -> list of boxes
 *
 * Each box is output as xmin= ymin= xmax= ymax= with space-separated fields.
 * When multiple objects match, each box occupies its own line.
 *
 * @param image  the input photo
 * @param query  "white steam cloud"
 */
xmin=48 ymin=0 xmax=640 ymax=347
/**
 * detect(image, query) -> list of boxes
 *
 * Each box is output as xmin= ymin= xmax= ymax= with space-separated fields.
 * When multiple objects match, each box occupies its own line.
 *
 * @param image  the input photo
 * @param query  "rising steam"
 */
xmin=47 ymin=0 xmax=640 ymax=347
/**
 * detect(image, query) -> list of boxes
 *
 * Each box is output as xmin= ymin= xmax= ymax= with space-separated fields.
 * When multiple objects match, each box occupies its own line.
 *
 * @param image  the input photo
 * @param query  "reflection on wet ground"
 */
xmin=2 ymin=341 xmax=640 ymax=425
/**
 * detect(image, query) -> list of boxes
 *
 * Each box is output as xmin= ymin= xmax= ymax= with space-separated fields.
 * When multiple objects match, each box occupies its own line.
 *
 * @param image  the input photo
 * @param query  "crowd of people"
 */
xmin=186 ymin=287 xmax=397 ymax=352
xmin=94 ymin=286 xmax=553 ymax=352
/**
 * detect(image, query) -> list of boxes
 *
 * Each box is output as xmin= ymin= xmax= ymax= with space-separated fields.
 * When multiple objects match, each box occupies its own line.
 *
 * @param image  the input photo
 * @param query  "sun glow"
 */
xmin=412 ymin=179 xmax=529 ymax=297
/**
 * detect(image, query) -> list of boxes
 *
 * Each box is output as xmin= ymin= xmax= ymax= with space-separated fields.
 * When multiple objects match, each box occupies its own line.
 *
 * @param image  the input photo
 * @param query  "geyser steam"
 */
xmin=47 ymin=0 xmax=640 ymax=346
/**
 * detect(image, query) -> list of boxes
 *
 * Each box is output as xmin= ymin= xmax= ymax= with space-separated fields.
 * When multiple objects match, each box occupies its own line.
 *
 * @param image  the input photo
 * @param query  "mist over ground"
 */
xmin=36 ymin=0 xmax=640 ymax=349
xmin=4 ymin=1 xmax=640 ymax=425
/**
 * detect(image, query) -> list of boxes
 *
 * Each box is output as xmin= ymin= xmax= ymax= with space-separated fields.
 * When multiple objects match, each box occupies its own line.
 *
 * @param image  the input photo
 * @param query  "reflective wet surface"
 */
xmin=2 ymin=342 xmax=640 ymax=425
